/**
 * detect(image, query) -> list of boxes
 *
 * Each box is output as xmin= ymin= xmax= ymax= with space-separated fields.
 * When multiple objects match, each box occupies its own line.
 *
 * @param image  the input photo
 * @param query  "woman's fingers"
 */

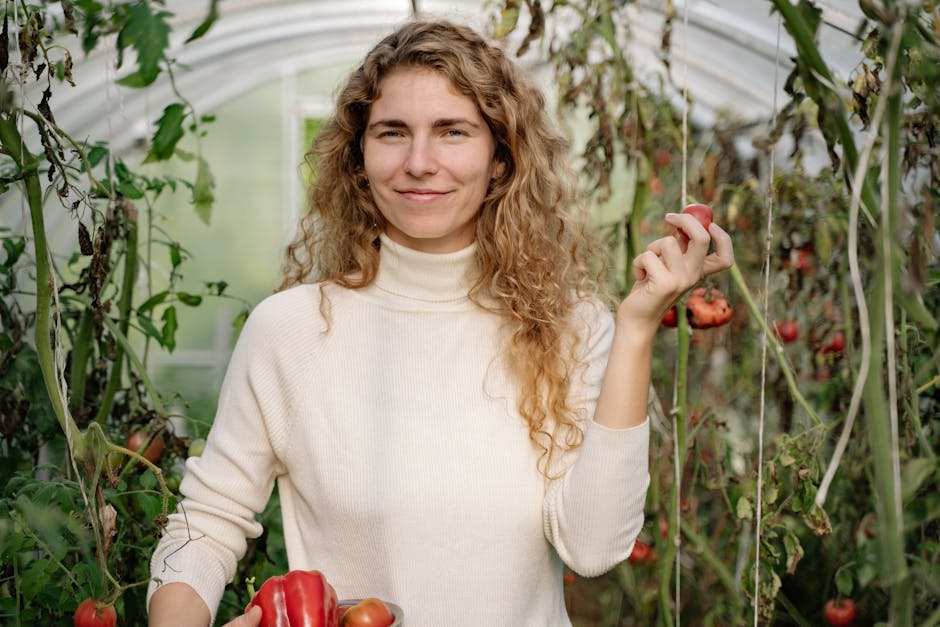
xmin=702 ymin=222 xmax=735 ymax=276
xmin=224 ymin=606 xmax=262 ymax=627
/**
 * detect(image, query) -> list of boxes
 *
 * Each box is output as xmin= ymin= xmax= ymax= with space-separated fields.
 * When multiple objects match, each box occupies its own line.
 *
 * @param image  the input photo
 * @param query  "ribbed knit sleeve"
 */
xmin=147 ymin=292 xmax=297 ymax=625
xmin=542 ymin=300 xmax=651 ymax=576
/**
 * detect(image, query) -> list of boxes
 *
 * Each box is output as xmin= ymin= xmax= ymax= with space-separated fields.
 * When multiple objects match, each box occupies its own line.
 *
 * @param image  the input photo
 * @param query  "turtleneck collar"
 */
xmin=372 ymin=233 xmax=479 ymax=303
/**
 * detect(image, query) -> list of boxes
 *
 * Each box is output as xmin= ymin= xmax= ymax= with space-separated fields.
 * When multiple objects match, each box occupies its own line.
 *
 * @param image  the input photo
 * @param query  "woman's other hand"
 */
xmin=617 ymin=211 xmax=734 ymax=332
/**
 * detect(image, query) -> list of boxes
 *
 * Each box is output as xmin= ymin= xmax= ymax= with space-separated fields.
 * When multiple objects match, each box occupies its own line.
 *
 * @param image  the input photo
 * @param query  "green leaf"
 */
xmin=232 ymin=308 xmax=250 ymax=338
xmin=161 ymin=305 xmax=178 ymax=352
xmin=901 ymin=458 xmax=937 ymax=503
xmin=205 ymin=280 xmax=227 ymax=296
xmin=192 ymin=156 xmax=215 ymax=224
xmin=492 ymin=2 xmax=520 ymax=40
xmin=736 ymin=496 xmax=753 ymax=520
xmin=117 ymin=179 xmax=145 ymax=199
xmin=145 ymin=103 xmax=186 ymax=163
xmin=18 ymin=557 xmax=54 ymax=603
xmin=169 ymin=242 xmax=182 ymax=269
xmin=137 ymin=290 xmax=169 ymax=314
xmin=835 ymin=568 xmax=854 ymax=597
xmin=177 ymin=291 xmax=203 ymax=307
xmin=85 ymin=144 xmax=109 ymax=169
xmin=139 ymin=469 xmax=157 ymax=490
xmin=136 ymin=312 xmax=164 ymax=345
xmin=185 ymin=0 xmax=218 ymax=43
xmin=116 ymin=3 xmax=171 ymax=88
xmin=136 ymin=491 xmax=163 ymax=522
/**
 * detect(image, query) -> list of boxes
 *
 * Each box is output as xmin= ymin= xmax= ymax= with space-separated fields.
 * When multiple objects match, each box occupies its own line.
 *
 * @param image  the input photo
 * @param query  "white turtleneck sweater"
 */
xmin=147 ymin=236 xmax=650 ymax=626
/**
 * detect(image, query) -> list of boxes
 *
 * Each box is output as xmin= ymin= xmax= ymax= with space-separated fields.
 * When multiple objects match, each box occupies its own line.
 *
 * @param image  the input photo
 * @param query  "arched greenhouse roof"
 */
xmin=22 ymin=0 xmax=869 ymax=158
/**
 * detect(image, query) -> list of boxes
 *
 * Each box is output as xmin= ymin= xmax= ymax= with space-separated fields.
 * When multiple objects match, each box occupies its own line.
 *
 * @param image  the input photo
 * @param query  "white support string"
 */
xmin=753 ymin=15 xmax=783 ymax=626
xmin=672 ymin=2 xmax=692 ymax=623
xmin=814 ymin=19 xmax=903 ymax=509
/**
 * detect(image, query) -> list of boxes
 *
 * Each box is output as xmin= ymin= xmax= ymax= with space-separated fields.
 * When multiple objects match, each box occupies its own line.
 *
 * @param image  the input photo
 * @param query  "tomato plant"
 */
xmin=339 ymin=598 xmax=394 ymax=627
xmin=73 ymin=598 xmax=117 ymax=627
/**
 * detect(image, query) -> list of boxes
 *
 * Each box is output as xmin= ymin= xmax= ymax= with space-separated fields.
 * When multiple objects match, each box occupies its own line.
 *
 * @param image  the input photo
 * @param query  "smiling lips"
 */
xmin=398 ymin=188 xmax=451 ymax=201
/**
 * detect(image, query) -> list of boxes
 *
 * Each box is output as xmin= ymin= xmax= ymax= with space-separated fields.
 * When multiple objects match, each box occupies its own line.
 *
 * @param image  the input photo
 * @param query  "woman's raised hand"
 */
xmin=617 ymin=211 xmax=734 ymax=331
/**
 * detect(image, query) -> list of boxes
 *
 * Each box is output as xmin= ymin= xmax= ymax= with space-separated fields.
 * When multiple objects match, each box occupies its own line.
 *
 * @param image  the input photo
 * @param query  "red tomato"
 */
xmin=653 ymin=147 xmax=673 ymax=167
xmin=823 ymin=331 xmax=845 ymax=355
xmin=686 ymin=288 xmax=733 ymax=329
xmin=650 ymin=173 xmax=665 ymax=196
xmin=563 ymin=571 xmax=576 ymax=585
xmin=126 ymin=430 xmax=164 ymax=467
xmin=773 ymin=320 xmax=799 ymax=344
xmin=340 ymin=598 xmax=394 ymax=627
xmin=676 ymin=203 xmax=713 ymax=250
xmin=628 ymin=539 xmax=653 ymax=564
xmin=823 ymin=598 xmax=857 ymax=626
xmin=74 ymin=598 xmax=116 ymax=627
xmin=661 ymin=306 xmax=678 ymax=328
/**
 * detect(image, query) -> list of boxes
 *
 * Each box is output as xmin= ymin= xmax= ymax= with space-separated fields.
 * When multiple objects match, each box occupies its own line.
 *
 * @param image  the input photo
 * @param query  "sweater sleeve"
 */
xmin=542 ymin=300 xmax=651 ymax=576
xmin=147 ymin=295 xmax=293 ymax=625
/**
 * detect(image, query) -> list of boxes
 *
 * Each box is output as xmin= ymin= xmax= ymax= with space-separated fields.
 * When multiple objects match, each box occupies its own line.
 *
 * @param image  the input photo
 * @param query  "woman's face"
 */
xmin=362 ymin=67 xmax=503 ymax=254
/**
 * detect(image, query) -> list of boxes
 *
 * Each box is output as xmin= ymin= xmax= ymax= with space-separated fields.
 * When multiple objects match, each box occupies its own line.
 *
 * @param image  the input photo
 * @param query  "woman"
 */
xmin=147 ymin=18 xmax=733 ymax=627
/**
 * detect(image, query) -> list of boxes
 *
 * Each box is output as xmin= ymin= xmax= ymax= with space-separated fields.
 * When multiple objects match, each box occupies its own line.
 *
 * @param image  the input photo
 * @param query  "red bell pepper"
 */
xmin=247 ymin=570 xmax=340 ymax=627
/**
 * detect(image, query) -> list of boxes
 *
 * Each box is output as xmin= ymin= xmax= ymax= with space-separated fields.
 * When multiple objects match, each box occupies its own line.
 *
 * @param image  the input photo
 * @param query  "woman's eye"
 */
xmin=445 ymin=129 xmax=464 ymax=137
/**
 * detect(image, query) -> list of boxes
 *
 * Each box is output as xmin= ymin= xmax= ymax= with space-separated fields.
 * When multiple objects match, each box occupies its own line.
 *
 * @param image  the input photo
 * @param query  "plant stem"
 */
xmin=657 ymin=308 xmax=690 ymax=626
xmin=728 ymin=263 xmax=823 ymax=426
xmin=68 ymin=309 xmax=94 ymax=414
xmin=679 ymin=518 xmax=740 ymax=602
xmin=0 ymin=115 xmax=86 ymax=456
xmin=94 ymin=202 xmax=139 ymax=424
xmin=871 ymin=57 xmax=913 ymax=625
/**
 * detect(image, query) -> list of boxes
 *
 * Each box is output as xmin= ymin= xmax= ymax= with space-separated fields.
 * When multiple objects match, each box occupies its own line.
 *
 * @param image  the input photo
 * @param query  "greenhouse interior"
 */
xmin=1 ymin=0 xmax=937 ymax=625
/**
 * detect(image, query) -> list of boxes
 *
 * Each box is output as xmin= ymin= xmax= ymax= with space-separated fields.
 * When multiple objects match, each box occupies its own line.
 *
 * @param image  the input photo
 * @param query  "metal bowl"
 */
xmin=338 ymin=599 xmax=404 ymax=626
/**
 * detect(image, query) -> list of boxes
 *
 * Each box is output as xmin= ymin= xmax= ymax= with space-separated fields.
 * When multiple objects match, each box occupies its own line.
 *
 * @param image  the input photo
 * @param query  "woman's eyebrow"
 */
xmin=432 ymin=118 xmax=481 ymax=129
xmin=367 ymin=118 xmax=408 ymax=131
xmin=367 ymin=117 xmax=482 ymax=131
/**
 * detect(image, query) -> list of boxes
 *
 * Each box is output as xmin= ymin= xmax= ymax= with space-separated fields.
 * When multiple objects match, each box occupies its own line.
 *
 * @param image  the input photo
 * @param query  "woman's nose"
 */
xmin=403 ymin=136 xmax=438 ymax=176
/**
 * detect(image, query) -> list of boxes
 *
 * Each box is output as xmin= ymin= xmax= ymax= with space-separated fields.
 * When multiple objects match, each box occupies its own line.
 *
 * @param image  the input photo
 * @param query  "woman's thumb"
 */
xmin=226 ymin=605 xmax=262 ymax=627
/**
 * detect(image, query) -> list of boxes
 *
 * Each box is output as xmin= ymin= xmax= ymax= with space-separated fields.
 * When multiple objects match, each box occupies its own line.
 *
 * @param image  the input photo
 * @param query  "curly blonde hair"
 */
xmin=280 ymin=18 xmax=608 ymax=476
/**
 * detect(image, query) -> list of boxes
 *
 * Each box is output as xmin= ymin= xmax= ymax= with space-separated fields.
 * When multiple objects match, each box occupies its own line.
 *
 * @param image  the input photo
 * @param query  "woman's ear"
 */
xmin=491 ymin=158 xmax=506 ymax=180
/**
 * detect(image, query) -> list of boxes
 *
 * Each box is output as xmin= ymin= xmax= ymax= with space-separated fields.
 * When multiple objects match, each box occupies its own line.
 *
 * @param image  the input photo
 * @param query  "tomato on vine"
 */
xmin=661 ymin=306 xmax=679 ymax=328
xmin=628 ymin=539 xmax=654 ymax=564
xmin=73 ymin=598 xmax=116 ymax=627
xmin=686 ymin=288 xmax=733 ymax=329
xmin=773 ymin=320 xmax=799 ymax=344
xmin=823 ymin=598 xmax=857 ymax=626
xmin=126 ymin=430 xmax=164 ymax=468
